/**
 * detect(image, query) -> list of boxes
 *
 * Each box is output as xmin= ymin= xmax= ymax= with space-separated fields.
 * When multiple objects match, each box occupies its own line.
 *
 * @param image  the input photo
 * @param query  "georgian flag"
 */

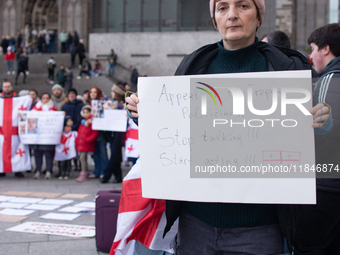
xmin=31 ymin=100 xmax=58 ymax=111
xmin=0 ymin=95 xmax=32 ymax=173
xmin=124 ymin=119 xmax=139 ymax=160
xmin=54 ymin=131 xmax=77 ymax=161
xmin=110 ymin=159 xmax=177 ymax=255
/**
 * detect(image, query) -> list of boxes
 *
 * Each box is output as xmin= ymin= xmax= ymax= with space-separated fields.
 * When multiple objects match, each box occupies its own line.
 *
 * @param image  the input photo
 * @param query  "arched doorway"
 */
xmin=24 ymin=0 xmax=58 ymax=40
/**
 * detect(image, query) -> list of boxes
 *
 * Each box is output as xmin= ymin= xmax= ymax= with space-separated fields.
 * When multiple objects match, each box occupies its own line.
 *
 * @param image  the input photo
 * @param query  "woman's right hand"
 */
xmin=126 ymin=93 xmax=139 ymax=118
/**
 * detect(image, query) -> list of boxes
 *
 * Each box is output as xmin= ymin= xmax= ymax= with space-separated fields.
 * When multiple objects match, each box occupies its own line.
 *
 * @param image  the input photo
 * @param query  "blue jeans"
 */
xmin=7 ymin=61 xmax=14 ymax=72
xmin=90 ymin=70 xmax=102 ymax=76
xmin=171 ymin=209 xmax=285 ymax=255
xmin=93 ymin=135 xmax=108 ymax=177
xmin=49 ymin=41 xmax=55 ymax=53
xmin=108 ymin=63 xmax=115 ymax=76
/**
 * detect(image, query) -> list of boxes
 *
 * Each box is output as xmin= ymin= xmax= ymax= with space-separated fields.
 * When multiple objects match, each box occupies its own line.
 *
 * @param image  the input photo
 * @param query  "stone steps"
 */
xmin=0 ymin=53 xmax=115 ymax=97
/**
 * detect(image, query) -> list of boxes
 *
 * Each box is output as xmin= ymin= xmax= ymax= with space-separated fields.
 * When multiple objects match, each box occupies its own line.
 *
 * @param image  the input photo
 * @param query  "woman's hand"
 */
xmin=309 ymin=103 xmax=330 ymax=128
xmin=126 ymin=93 xmax=139 ymax=118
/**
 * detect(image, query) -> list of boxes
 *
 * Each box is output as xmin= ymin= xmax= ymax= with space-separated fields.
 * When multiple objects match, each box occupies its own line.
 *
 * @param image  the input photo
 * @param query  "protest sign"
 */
xmin=18 ymin=111 xmax=64 ymax=144
xmin=138 ymin=70 xmax=316 ymax=204
xmin=91 ymin=100 xmax=127 ymax=132
xmin=6 ymin=221 xmax=95 ymax=237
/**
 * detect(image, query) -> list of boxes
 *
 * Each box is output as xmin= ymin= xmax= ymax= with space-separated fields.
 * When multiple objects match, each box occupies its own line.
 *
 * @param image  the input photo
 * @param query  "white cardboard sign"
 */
xmin=138 ymin=71 xmax=316 ymax=204
xmin=6 ymin=221 xmax=95 ymax=237
xmin=18 ymin=111 xmax=64 ymax=144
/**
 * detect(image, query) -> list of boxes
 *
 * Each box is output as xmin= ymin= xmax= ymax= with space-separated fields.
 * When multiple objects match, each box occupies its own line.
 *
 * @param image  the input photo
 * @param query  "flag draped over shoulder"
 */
xmin=0 ymin=95 xmax=32 ymax=173
xmin=124 ymin=119 xmax=139 ymax=160
xmin=54 ymin=131 xmax=77 ymax=161
xmin=110 ymin=159 xmax=178 ymax=255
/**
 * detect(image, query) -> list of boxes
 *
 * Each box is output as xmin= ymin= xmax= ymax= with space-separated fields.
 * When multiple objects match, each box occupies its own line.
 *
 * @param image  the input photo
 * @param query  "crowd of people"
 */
xmin=0 ymin=78 xmax=134 ymax=184
xmin=1 ymin=0 xmax=340 ymax=254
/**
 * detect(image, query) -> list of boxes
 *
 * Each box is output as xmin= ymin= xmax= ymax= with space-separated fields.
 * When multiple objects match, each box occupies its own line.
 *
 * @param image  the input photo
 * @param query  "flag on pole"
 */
xmin=124 ymin=119 xmax=139 ymax=160
xmin=110 ymin=159 xmax=177 ymax=255
xmin=0 ymin=95 xmax=32 ymax=173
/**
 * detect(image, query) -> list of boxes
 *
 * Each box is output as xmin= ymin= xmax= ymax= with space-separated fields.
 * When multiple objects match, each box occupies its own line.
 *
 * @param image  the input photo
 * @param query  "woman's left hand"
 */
xmin=309 ymin=103 xmax=330 ymax=128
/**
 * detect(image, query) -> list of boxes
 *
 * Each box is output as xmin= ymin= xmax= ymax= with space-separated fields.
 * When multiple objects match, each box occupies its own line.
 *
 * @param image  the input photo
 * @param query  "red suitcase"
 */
xmin=95 ymin=190 xmax=121 ymax=253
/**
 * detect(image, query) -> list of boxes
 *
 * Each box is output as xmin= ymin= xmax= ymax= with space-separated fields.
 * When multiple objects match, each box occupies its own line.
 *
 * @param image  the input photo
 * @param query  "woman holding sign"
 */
xmin=86 ymin=86 xmax=108 ymax=179
xmin=125 ymin=0 xmax=332 ymax=254
xmin=31 ymin=93 xmax=58 ymax=180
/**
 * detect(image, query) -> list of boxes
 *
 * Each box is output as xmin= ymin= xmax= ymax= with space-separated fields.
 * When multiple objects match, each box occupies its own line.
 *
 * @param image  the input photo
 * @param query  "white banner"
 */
xmin=6 ymin=221 xmax=95 ymax=237
xmin=18 ymin=111 xmax=64 ymax=144
xmin=138 ymin=71 xmax=316 ymax=204
xmin=91 ymin=100 xmax=127 ymax=132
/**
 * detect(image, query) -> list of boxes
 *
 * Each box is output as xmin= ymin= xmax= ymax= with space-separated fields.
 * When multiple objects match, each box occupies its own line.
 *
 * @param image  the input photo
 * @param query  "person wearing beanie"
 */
xmin=52 ymin=84 xmax=68 ymax=110
xmin=125 ymin=0 xmax=332 ymax=254
xmin=75 ymin=105 xmax=99 ymax=182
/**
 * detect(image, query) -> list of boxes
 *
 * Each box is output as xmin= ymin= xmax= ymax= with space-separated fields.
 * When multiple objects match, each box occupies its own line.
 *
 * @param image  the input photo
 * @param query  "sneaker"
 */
xmin=77 ymin=76 xmax=81 ymax=80
xmin=26 ymin=71 xmax=29 ymax=75
xmin=64 ymin=173 xmax=69 ymax=180
xmin=12 ymin=71 xmax=15 ymax=75
xmin=95 ymin=74 xmax=99 ymax=77
xmin=76 ymin=172 xmax=89 ymax=182
xmin=7 ymin=71 xmax=10 ymax=75
xmin=45 ymin=172 xmax=51 ymax=179
xmin=20 ymin=72 xmax=23 ymax=76
xmin=58 ymin=174 xmax=64 ymax=180
xmin=89 ymin=174 xmax=98 ymax=178
xmin=86 ymin=76 xmax=89 ymax=79
xmin=33 ymin=172 xmax=40 ymax=179
xmin=49 ymin=80 xmax=54 ymax=84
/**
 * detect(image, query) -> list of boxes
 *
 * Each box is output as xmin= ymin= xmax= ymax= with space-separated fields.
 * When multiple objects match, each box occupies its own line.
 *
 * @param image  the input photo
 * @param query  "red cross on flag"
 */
xmin=109 ymin=159 xmax=177 ymax=255
xmin=0 ymin=95 xmax=32 ymax=173
xmin=54 ymin=131 xmax=77 ymax=161
xmin=124 ymin=119 xmax=139 ymax=160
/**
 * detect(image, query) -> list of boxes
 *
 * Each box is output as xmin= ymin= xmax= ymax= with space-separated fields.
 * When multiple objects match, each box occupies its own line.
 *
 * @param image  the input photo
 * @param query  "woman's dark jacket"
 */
xmin=164 ymin=41 xmax=315 ymax=253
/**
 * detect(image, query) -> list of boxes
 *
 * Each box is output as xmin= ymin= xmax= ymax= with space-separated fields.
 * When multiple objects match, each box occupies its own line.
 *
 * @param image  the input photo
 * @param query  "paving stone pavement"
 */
xmin=0 ymin=162 xmax=132 ymax=255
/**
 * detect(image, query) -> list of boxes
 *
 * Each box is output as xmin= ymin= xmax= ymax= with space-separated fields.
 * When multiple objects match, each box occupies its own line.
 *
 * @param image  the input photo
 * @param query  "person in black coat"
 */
xmin=61 ymin=88 xmax=84 ymax=131
xmin=15 ymin=55 xmax=27 ymax=85
xmin=1 ymin=36 xmax=8 ymax=55
xmin=77 ymin=39 xmax=86 ymax=67
xmin=130 ymin=65 xmax=138 ymax=92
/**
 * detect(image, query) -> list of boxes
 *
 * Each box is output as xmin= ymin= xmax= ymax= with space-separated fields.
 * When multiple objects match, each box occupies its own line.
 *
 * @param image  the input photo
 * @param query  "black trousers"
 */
xmin=34 ymin=149 xmax=54 ymax=173
xmin=60 ymin=160 xmax=71 ymax=174
xmin=15 ymin=70 xmax=26 ymax=83
xmin=61 ymin=43 xmax=67 ymax=53
xmin=103 ymin=132 xmax=123 ymax=181
xmin=295 ymin=189 xmax=340 ymax=255
xmin=48 ymin=68 xmax=54 ymax=81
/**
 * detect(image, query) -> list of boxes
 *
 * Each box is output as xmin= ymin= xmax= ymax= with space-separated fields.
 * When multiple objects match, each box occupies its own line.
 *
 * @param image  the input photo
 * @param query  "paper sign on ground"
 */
xmin=24 ymin=204 xmax=61 ymax=211
xmin=0 ymin=202 xmax=29 ymax=209
xmin=1 ymin=191 xmax=33 ymax=196
xmin=18 ymin=111 xmax=64 ymax=144
xmin=8 ymin=197 xmax=44 ymax=204
xmin=6 ymin=221 xmax=95 ymax=237
xmin=38 ymin=199 xmax=74 ymax=205
xmin=0 ymin=208 xmax=35 ymax=216
xmin=58 ymin=206 xmax=84 ymax=213
xmin=40 ymin=212 xmax=81 ymax=221
xmin=73 ymin=202 xmax=95 ymax=208
xmin=138 ymin=71 xmax=316 ymax=204
xmin=0 ymin=196 xmax=15 ymax=202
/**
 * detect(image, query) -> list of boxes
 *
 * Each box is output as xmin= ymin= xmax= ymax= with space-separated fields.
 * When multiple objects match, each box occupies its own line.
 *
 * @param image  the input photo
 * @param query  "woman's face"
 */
xmin=214 ymin=0 xmax=260 ymax=50
xmin=89 ymin=89 xmax=98 ymax=100
xmin=29 ymin=91 xmax=38 ymax=102
xmin=41 ymin=94 xmax=50 ymax=104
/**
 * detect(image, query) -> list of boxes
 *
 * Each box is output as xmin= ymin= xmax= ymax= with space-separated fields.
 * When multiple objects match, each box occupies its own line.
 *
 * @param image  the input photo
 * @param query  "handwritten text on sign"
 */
xmin=18 ymin=111 xmax=64 ymax=144
xmin=138 ymin=71 xmax=316 ymax=204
